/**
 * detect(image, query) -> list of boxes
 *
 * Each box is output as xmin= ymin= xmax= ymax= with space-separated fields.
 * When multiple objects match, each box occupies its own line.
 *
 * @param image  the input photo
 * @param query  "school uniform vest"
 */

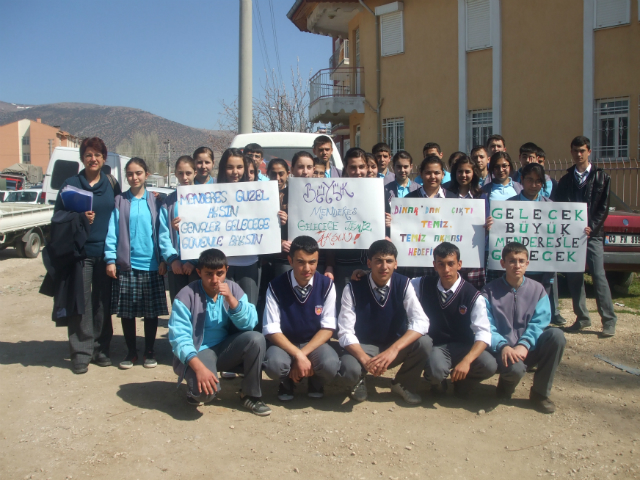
xmin=349 ymin=272 xmax=410 ymax=346
xmin=419 ymin=276 xmax=480 ymax=346
xmin=268 ymin=271 xmax=333 ymax=344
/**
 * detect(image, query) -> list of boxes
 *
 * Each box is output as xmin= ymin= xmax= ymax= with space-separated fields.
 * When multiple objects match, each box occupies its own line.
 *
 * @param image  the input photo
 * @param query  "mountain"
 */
xmin=0 ymin=101 xmax=231 ymax=156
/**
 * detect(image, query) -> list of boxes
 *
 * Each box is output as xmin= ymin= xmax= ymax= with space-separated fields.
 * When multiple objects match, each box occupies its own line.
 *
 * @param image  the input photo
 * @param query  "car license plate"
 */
xmin=605 ymin=234 xmax=640 ymax=245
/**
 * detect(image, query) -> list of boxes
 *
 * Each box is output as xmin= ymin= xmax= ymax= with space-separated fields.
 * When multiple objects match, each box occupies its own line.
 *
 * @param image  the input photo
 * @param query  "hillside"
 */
xmin=0 ymin=101 xmax=232 ymax=156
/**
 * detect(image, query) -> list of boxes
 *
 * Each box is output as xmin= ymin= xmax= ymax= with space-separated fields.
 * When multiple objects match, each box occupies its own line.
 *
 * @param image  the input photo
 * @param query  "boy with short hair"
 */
xmin=263 ymin=236 xmax=339 ymax=401
xmin=312 ymin=157 xmax=327 ymax=178
xmin=512 ymin=142 xmax=557 ymax=198
xmin=415 ymin=142 xmax=451 ymax=185
xmin=486 ymin=134 xmax=507 ymax=156
xmin=312 ymin=135 xmax=341 ymax=178
xmin=413 ymin=242 xmax=496 ymax=397
xmin=553 ymin=136 xmax=617 ymax=336
xmin=482 ymin=242 xmax=566 ymax=413
xmin=372 ymin=142 xmax=395 ymax=185
xmin=337 ymin=240 xmax=432 ymax=405
xmin=168 ymin=248 xmax=270 ymax=416
xmin=471 ymin=145 xmax=490 ymax=186
xmin=244 ymin=143 xmax=269 ymax=181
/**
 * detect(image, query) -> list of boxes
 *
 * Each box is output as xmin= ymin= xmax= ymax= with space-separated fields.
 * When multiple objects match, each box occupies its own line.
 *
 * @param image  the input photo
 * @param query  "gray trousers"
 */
xmin=67 ymin=257 xmax=113 ymax=367
xmin=227 ymin=263 xmax=261 ymax=306
xmin=338 ymin=335 xmax=433 ymax=392
xmin=495 ymin=328 xmax=566 ymax=398
xmin=167 ymin=269 xmax=200 ymax=304
xmin=424 ymin=342 xmax=497 ymax=385
xmin=264 ymin=342 xmax=340 ymax=387
xmin=565 ymin=237 xmax=617 ymax=326
xmin=184 ymin=331 xmax=266 ymax=403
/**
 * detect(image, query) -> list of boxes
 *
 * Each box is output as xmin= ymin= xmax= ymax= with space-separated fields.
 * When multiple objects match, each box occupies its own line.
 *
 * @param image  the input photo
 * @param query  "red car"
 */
xmin=603 ymin=192 xmax=640 ymax=293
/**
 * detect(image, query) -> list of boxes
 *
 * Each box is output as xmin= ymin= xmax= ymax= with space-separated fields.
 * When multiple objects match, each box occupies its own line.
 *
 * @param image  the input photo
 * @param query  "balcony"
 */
xmin=309 ymin=67 xmax=365 ymax=124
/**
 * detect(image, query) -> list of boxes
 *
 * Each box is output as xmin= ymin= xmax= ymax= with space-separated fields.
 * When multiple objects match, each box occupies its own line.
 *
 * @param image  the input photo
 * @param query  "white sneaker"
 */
xmin=391 ymin=382 xmax=422 ymax=405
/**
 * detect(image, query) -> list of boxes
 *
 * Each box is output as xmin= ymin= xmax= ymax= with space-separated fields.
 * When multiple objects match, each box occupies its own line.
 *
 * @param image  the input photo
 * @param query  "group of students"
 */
xmin=54 ymin=132 xmax=616 ymax=418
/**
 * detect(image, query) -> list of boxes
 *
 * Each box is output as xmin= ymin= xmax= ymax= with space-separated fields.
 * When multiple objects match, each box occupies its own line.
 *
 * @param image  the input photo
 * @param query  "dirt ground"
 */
xmin=1 ymin=250 xmax=639 ymax=480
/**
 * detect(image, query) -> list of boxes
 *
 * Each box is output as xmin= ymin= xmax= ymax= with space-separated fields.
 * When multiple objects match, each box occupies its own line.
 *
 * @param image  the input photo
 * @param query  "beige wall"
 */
xmin=29 ymin=122 xmax=60 ymax=169
xmin=501 ymin=0 xmax=583 ymax=160
xmin=0 ymin=120 xmax=67 ymax=170
xmin=594 ymin=0 xmax=640 ymax=159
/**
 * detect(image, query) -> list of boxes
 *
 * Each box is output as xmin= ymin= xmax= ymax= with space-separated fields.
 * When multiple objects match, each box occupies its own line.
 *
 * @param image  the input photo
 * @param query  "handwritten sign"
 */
xmin=390 ymin=198 xmax=486 ymax=267
xmin=177 ymin=181 xmax=282 ymax=260
xmin=287 ymin=178 xmax=385 ymax=249
xmin=488 ymin=201 xmax=588 ymax=272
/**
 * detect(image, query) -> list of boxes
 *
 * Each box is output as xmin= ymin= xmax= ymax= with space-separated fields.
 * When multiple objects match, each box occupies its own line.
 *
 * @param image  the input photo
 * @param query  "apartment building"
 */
xmin=288 ymin=0 xmax=640 ymax=161
xmin=0 ymin=118 xmax=81 ymax=170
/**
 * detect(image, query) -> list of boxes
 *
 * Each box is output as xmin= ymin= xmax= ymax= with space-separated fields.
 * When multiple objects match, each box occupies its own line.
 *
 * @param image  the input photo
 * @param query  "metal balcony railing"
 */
xmin=329 ymin=40 xmax=349 ymax=70
xmin=309 ymin=67 xmax=364 ymax=106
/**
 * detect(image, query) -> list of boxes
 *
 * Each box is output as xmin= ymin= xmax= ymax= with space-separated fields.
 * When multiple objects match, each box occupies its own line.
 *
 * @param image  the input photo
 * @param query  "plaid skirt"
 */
xmin=111 ymin=269 xmax=169 ymax=319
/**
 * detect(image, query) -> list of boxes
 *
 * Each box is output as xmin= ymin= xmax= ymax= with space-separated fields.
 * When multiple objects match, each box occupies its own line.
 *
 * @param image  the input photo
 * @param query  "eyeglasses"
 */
xmin=493 ymin=164 xmax=510 ymax=171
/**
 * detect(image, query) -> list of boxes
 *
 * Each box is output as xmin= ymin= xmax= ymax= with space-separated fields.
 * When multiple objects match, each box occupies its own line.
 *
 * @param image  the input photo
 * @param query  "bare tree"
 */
xmin=219 ymin=60 xmax=312 ymax=133
xmin=115 ymin=131 xmax=161 ymax=172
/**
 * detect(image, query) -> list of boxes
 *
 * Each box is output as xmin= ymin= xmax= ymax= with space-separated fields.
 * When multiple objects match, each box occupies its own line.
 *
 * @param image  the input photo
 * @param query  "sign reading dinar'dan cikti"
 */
xmin=488 ymin=201 xmax=588 ymax=272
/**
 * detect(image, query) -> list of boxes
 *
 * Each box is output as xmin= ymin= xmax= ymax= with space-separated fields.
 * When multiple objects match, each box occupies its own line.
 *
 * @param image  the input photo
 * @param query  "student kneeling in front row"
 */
xmin=482 ymin=242 xmax=566 ymax=413
xmin=413 ymin=242 xmax=497 ymax=397
xmin=338 ymin=240 xmax=432 ymax=405
xmin=263 ymin=236 xmax=340 ymax=401
xmin=168 ymin=248 xmax=271 ymax=416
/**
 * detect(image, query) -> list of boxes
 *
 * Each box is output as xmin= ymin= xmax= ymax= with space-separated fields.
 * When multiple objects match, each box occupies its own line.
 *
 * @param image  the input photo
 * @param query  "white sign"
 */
xmin=488 ymin=201 xmax=588 ymax=272
xmin=287 ymin=177 xmax=386 ymax=249
xmin=390 ymin=198 xmax=486 ymax=267
xmin=176 ymin=181 xmax=282 ymax=260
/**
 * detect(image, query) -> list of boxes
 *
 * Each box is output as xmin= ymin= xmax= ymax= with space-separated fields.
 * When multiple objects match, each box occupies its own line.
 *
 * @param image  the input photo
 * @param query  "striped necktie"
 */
xmin=376 ymin=285 xmax=389 ymax=303
xmin=440 ymin=289 xmax=453 ymax=304
xmin=294 ymin=284 xmax=310 ymax=301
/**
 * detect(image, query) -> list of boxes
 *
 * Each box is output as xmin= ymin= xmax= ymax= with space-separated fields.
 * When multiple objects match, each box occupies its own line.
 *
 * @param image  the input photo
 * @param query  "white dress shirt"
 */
xmin=419 ymin=186 xmax=447 ymax=198
xmin=410 ymin=275 xmax=491 ymax=346
xmin=262 ymin=270 xmax=337 ymax=336
xmin=574 ymin=163 xmax=592 ymax=186
xmin=337 ymin=274 xmax=430 ymax=348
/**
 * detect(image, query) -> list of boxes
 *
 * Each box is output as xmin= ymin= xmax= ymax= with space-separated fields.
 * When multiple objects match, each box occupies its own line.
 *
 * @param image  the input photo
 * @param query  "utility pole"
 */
xmin=164 ymin=139 xmax=171 ymax=186
xmin=238 ymin=0 xmax=252 ymax=134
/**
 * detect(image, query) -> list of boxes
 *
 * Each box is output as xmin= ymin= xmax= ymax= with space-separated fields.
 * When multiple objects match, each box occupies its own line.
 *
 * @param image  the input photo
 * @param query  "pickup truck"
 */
xmin=0 ymin=203 xmax=53 ymax=258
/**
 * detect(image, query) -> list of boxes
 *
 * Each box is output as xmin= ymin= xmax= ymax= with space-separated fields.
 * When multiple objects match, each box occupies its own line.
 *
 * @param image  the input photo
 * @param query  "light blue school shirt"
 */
xmin=258 ymin=172 xmax=269 ymax=181
xmin=488 ymin=179 xmax=519 ymax=202
xmin=396 ymin=179 xmax=413 ymax=198
xmin=414 ymin=170 xmax=451 ymax=185
xmin=195 ymin=176 xmax=216 ymax=185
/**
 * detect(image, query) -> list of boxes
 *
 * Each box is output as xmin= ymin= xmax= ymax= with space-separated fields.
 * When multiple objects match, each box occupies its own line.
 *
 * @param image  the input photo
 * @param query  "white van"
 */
xmin=229 ymin=132 xmax=343 ymax=170
xmin=42 ymin=147 xmax=131 ymax=205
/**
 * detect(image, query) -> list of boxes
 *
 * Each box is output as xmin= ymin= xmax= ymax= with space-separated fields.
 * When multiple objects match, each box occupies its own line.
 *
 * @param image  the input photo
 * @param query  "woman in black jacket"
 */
xmin=54 ymin=137 xmax=121 ymax=374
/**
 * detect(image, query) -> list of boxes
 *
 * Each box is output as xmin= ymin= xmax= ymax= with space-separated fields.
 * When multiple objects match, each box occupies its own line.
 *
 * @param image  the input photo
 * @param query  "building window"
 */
xmin=355 ymin=28 xmax=360 ymax=67
xmin=355 ymin=125 xmax=361 ymax=148
xmin=594 ymin=0 xmax=630 ymax=29
xmin=22 ymin=153 xmax=31 ymax=164
xmin=466 ymin=0 xmax=491 ymax=51
xmin=382 ymin=117 xmax=405 ymax=154
xmin=467 ymin=109 xmax=493 ymax=151
xmin=595 ymin=98 xmax=629 ymax=158
xmin=380 ymin=11 xmax=404 ymax=57
xmin=22 ymin=136 xmax=30 ymax=146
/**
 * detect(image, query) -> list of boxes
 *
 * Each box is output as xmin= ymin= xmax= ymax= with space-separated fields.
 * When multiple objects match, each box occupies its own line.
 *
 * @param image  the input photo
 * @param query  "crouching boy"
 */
xmin=338 ymin=240 xmax=432 ymax=405
xmin=414 ymin=242 xmax=497 ymax=397
xmin=168 ymin=248 xmax=271 ymax=416
xmin=263 ymin=236 xmax=340 ymax=401
xmin=482 ymin=242 xmax=566 ymax=413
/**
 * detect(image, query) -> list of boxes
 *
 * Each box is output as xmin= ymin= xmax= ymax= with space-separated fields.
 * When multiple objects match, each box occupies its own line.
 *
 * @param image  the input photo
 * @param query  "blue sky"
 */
xmin=0 ymin=0 xmax=330 ymax=130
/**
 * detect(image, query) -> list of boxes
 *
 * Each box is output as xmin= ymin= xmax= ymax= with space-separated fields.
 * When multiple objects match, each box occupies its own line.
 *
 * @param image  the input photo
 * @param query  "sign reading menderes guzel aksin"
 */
xmin=287 ymin=177 xmax=385 ymax=249
xmin=177 ymin=181 xmax=282 ymax=260
xmin=390 ymin=198 xmax=487 ymax=267
xmin=488 ymin=201 xmax=588 ymax=272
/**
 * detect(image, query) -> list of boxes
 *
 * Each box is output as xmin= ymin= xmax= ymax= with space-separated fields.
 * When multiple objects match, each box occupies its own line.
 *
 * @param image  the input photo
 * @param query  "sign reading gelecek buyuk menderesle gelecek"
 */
xmin=390 ymin=198 xmax=487 ymax=267
xmin=177 ymin=181 xmax=282 ymax=260
xmin=488 ymin=201 xmax=588 ymax=272
xmin=287 ymin=177 xmax=385 ymax=249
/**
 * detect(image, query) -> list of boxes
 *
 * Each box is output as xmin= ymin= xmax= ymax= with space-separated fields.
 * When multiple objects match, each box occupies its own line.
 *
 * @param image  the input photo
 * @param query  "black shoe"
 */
xmin=73 ymin=364 xmax=88 ymax=375
xmin=91 ymin=352 xmax=112 ymax=367
xmin=601 ymin=323 xmax=616 ymax=337
xmin=496 ymin=378 xmax=517 ymax=400
xmin=349 ymin=375 xmax=368 ymax=402
xmin=119 ymin=352 xmax=138 ymax=370
xmin=307 ymin=380 xmax=324 ymax=399
xmin=530 ymin=388 xmax=556 ymax=414
xmin=430 ymin=380 xmax=448 ymax=395
xmin=563 ymin=320 xmax=591 ymax=333
xmin=551 ymin=314 xmax=567 ymax=326
xmin=278 ymin=378 xmax=295 ymax=401
xmin=143 ymin=351 xmax=157 ymax=368
xmin=241 ymin=396 xmax=272 ymax=416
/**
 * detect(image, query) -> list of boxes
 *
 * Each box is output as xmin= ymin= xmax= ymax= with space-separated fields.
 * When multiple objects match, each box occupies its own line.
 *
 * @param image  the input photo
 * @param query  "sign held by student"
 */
xmin=287 ymin=177 xmax=385 ymax=249
xmin=177 ymin=181 xmax=282 ymax=260
xmin=488 ymin=201 xmax=588 ymax=272
xmin=390 ymin=198 xmax=486 ymax=267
